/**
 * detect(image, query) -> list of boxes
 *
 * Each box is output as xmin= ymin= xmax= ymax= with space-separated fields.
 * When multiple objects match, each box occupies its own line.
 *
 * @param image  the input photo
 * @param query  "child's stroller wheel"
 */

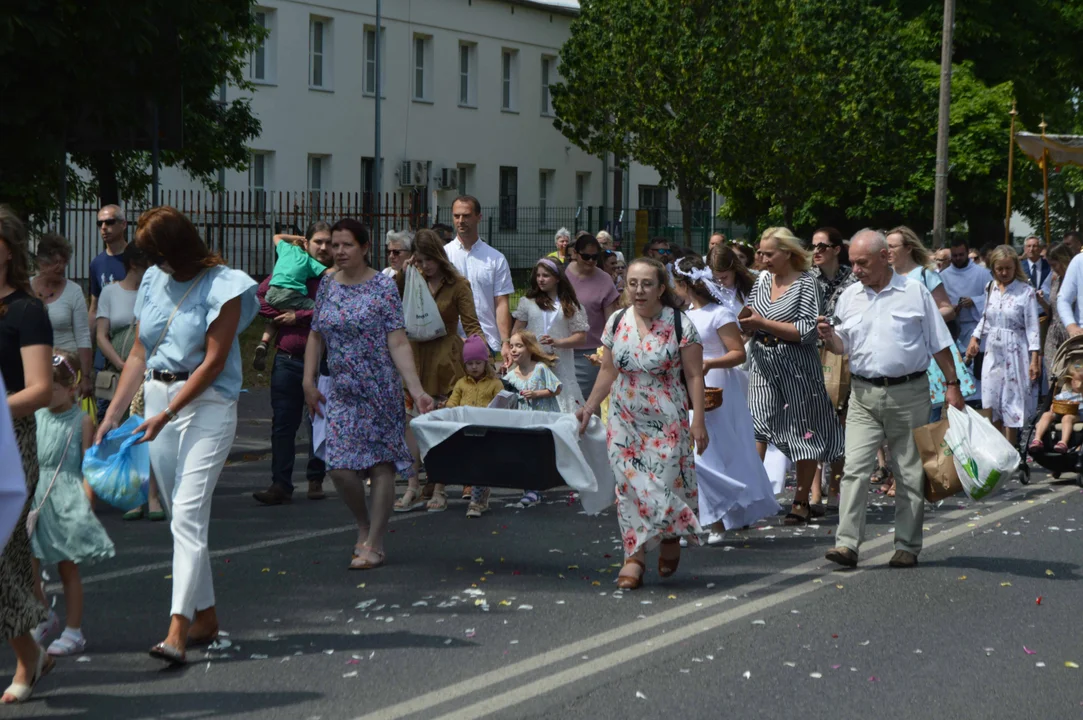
xmin=1052 ymin=471 xmax=1061 ymax=479
xmin=1018 ymin=462 xmax=1031 ymax=485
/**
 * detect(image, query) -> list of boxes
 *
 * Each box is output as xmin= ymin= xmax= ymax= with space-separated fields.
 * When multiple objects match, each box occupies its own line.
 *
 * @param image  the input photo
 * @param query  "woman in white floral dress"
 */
xmin=512 ymin=258 xmax=588 ymax=413
xmin=965 ymin=245 xmax=1041 ymax=443
xmin=578 ymin=258 xmax=709 ymax=590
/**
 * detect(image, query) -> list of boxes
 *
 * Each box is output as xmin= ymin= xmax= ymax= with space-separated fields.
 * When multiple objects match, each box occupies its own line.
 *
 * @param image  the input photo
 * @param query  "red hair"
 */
xmin=136 ymin=206 xmax=224 ymax=276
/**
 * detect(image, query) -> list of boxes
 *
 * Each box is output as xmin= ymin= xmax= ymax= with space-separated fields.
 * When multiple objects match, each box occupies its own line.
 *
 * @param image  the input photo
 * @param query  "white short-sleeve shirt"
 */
xmin=833 ymin=270 xmax=953 ymax=378
xmin=97 ymin=282 xmax=138 ymax=330
xmin=444 ymin=237 xmax=515 ymax=351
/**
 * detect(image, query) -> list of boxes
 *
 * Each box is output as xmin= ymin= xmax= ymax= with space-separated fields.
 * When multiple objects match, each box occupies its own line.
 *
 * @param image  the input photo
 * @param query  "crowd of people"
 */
xmin=1 ymin=194 xmax=1081 ymax=702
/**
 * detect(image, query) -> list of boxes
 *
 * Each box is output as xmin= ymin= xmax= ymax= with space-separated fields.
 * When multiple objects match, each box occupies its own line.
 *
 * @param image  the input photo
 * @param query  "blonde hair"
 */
xmin=759 ymin=227 xmax=811 ymax=271
xmin=886 ymin=226 xmax=933 ymax=268
xmin=986 ymin=244 xmax=1028 ymax=283
xmin=52 ymin=348 xmax=79 ymax=388
xmin=511 ymin=331 xmax=558 ymax=368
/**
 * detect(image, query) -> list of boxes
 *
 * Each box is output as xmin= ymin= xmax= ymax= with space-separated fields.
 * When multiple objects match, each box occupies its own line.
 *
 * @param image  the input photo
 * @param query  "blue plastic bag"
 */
xmin=82 ymin=415 xmax=150 ymax=511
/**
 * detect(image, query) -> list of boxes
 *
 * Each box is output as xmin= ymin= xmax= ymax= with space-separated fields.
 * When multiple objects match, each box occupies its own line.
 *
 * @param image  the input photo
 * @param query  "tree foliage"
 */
xmin=553 ymin=0 xmax=1083 ymax=241
xmin=0 ymin=0 xmax=263 ymax=219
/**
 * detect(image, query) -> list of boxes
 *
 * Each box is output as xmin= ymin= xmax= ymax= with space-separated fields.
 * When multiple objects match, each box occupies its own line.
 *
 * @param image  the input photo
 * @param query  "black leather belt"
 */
xmin=150 ymin=370 xmax=190 ymax=383
xmin=852 ymin=370 xmax=925 ymax=387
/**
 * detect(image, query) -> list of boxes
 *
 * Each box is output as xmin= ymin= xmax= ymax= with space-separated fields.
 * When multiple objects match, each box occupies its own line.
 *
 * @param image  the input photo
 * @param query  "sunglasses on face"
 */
xmin=578 ymin=252 xmax=599 ymax=262
xmin=386 ymin=249 xmax=405 ymax=256
xmin=811 ymin=243 xmax=834 ymax=253
xmin=654 ymin=248 xmax=672 ymax=255
xmin=96 ymin=218 xmax=119 ymax=228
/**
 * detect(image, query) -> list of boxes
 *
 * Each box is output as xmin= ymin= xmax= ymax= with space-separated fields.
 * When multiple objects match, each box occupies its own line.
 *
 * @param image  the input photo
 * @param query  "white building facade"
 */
xmin=154 ymin=0 xmax=726 ymax=256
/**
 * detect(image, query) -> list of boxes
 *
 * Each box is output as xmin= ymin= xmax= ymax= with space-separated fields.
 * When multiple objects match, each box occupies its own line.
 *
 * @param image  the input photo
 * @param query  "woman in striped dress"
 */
xmin=743 ymin=228 xmax=844 ymax=525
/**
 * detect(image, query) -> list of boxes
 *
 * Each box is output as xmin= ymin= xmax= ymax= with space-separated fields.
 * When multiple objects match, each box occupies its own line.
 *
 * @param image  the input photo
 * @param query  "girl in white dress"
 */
xmin=674 ymin=256 xmax=780 ymax=542
xmin=511 ymin=258 xmax=588 ymax=413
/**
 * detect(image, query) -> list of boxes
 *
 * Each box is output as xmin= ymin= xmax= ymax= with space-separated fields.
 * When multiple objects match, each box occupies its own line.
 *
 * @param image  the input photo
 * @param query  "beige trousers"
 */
xmin=836 ymin=376 xmax=930 ymax=556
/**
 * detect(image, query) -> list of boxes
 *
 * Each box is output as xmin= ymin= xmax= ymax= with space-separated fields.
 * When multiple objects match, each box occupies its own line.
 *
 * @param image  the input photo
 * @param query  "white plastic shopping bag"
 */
xmin=944 ymin=405 xmax=1019 ymax=500
xmin=403 ymin=265 xmax=446 ymax=342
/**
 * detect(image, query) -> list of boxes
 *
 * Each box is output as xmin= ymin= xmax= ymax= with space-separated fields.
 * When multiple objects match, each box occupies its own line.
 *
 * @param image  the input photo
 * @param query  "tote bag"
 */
xmin=403 ymin=266 xmax=446 ymax=342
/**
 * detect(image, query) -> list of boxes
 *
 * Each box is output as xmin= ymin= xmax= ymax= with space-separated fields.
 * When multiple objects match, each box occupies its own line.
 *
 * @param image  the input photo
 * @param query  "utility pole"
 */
xmin=931 ymin=0 xmax=956 ymax=248
xmin=374 ymin=0 xmax=382 ymax=241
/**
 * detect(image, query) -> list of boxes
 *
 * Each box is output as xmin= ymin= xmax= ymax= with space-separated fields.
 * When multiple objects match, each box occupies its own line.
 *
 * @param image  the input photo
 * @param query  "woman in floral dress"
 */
xmin=966 ymin=245 xmax=1041 ymax=443
xmin=304 ymin=219 xmax=433 ymax=570
xmin=577 ymin=258 xmax=708 ymax=590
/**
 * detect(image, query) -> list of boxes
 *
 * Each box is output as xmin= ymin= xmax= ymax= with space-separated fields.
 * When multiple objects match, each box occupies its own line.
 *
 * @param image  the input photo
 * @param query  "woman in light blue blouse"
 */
xmin=96 ymin=206 xmax=258 ymax=665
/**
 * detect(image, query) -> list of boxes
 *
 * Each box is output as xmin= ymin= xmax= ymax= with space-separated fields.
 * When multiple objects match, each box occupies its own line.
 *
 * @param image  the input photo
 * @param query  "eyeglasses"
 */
xmin=578 ymin=252 xmax=599 ymax=262
xmin=96 ymin=218 xmax=119 ymax=228
xmin=654 ymin=248 xmax=672 ymax=255
xmin=386 ymin=249 xmax=405 ymax=256
xmin=811 ymin=243 xmax=834 ymax=253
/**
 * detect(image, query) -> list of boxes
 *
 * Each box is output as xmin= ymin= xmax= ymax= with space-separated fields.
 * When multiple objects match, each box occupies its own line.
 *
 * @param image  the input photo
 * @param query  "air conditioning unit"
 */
xmin=398 ymin=160 xmax=429 ymax=187
xmin=438 ymin=167 xmax=457 ymax=190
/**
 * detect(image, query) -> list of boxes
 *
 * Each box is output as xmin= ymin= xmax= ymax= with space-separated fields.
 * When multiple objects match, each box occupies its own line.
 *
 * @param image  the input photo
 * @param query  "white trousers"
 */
xmin=144 ymin=379 xmax=237 ymax=619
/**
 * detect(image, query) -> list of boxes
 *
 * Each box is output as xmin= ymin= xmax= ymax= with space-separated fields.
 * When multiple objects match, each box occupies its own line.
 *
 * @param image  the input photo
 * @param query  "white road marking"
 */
xmin=350 ymin=484 xmax=1075 ymax=720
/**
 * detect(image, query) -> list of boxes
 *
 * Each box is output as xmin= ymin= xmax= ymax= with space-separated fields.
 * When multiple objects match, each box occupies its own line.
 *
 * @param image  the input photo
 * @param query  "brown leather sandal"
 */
xmin=658 ymin=538 xmax=681 ymax=578
xmin=616 ymin=558 xmax=645 ymax=590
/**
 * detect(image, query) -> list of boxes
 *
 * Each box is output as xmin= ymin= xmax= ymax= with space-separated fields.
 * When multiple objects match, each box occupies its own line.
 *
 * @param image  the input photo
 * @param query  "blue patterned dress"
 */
xmin=312 ymin=273 xmax=413 ymax=472
xmin=503 ymin=363 xmax=563 ymax=412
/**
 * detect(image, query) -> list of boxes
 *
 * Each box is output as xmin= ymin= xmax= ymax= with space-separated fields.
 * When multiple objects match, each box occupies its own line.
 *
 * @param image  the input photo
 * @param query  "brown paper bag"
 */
xmin=915 ymin=408 xmax=993 ymax=502
xmin=820 ymin=347 xmax=851 ymax=413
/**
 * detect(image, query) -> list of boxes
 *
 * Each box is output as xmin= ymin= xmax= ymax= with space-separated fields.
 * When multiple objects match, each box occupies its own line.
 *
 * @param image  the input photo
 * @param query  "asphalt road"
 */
xmin=3 ymin=456 xmax=1082 ymax=720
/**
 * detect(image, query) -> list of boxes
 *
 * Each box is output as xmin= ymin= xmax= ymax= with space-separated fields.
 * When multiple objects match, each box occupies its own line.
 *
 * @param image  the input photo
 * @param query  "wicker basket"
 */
xmin=704 ymin=386 xmax=723 ymax=411
xmin=1052 ymin=399 xmax=1080 ymax=416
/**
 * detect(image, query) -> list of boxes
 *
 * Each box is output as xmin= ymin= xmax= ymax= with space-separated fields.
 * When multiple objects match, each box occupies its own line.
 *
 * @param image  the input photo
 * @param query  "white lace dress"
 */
xmin=513 ymin=296 xmax=588 ymax=413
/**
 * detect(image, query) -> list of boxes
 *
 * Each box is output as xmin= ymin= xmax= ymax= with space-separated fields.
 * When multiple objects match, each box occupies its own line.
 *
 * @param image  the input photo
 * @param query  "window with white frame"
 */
xmin=457 ymin=165 xmax=473 ymax=197
xmin=363 ymin=26 xmax=386 ymax=96
xmin=309 ymin=17 xmax=332 ymax=89
xmin=541 ymin=55 xmax=556 ymax=116
xmin=308 ymin=155 xmax=329 ymax=195
xmin=575 ymin=172 xmax=589 ymax=210
xmin=413 ymin=34 xmax=433 ymax=102
xmin=501 ymin=49 xmax=519 ymax=112
xmin=249 ymin=9 xmax=277 ymax=82
xmin=458 ymin=42 xmax=477 ymax=107
xmin=539 ymin=170 xmax=554 ymax=228
xmin=249 ymin=152 xmax=271 ymax=213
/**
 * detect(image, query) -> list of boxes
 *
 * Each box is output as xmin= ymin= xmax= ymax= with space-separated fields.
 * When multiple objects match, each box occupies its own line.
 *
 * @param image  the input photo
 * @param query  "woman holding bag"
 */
xmin=96 ymin=206 xmax=258 ymax=665
xmin=394 ymin=229 xmax=482 ymax=512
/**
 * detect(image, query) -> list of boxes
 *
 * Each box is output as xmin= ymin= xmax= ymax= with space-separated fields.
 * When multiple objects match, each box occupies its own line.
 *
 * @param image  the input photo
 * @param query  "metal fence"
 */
xmin=51 ymin=191 xmax=744 ymax=281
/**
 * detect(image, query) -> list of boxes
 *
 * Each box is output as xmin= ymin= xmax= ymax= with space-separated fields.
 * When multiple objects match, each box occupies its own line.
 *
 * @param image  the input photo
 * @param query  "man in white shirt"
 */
xmin=940 ymin=239 xmax=992 ymax=353
xmin=444 ymin=196 xmax=514 ymax=359
xmin=1056 ymin=250 xmax=1083 ymax=338
xmin=818 ymin=230 xmax=964 ymax=569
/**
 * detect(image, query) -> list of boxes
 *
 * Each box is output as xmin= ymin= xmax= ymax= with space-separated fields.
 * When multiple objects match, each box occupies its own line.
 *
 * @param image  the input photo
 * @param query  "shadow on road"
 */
xmin=34 ymin=690 xmax=319 ymax=718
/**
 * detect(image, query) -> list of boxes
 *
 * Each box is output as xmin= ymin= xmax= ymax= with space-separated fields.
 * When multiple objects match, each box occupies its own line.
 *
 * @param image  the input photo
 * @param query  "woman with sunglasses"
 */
xmin=96 ymin=206 xmax=258 ymax=665
xmin=809 ymin=228 xmax=856 ymax=510
xmin=0 ymin=206 xmax=56 ymax=703
xmin=31 ymin=234 xmax=92 ymax=401
xmin=381 ymin=229 xmax=414 ymax=278
xmin=565 ymin=234 xmax=621 ymax=402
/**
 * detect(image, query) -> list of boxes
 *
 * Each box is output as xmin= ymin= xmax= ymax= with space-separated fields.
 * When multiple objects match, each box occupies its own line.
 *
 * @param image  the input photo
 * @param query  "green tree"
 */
xmin=0 ymin=1 xmax=263 ymax=219
xmin=552 ymin=0 xmax=754 ymax=245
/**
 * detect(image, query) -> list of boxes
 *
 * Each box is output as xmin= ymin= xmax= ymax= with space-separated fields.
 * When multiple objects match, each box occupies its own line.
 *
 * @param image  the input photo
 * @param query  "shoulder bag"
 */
xmin=94 ymin=322 xmax=134 ymax=401
xmin=26 ymin=427 xmax=76 ymax=536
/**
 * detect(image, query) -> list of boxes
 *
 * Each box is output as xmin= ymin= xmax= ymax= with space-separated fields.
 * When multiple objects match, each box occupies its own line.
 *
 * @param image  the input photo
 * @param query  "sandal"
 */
xmin=616 ymin=558 xmax=645 ymax=590
xmin=394 ymin=487 xmax=426 ymax=513
xmin=809 ymin=503 xmax=826 ymax=519
xmin=147 ymin=509 xmax=166 ymax=522
xmin=349 ymin=544 xmax=385 ymax=570
xmin=784 ymin=501 xmax=811 ymax=526
xmin=149 ymin=642 xmax=186 ymax=665
xmin=1053 ymin=441 xmax=1069 ymax=453
xmin=658 ymin=538 xmax=681 ymax=578
xmin=426 ymin=490 xmax=448 ymax=513
xmin=1029 ymin=438 xmax=1045 ymax=451
xmin=2 ymin=645 xmax=54 ymax=704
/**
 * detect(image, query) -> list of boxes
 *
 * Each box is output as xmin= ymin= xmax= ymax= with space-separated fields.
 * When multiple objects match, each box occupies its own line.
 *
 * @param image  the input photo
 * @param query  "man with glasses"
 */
xmin=253 ymin=222 xmax=333 ymax=506
xmin=88 ymin=205 xmax=128 ymax=328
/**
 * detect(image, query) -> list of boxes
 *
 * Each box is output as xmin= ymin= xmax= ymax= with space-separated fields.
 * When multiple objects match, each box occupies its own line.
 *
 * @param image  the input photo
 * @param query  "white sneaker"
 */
xmin=47 ymin=629 xmax=87 ymax=656
xmin=31 ymin=610 xmax=59 ymax=645
xmin=707 ymin=531 xmax=727 ymax=546
xmin=679 ymin=537 xmax=689 ymax=548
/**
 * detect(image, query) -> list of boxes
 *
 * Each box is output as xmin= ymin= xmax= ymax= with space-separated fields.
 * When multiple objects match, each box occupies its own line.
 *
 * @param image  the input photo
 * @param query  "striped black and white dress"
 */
xmin=747 ymin=271 xmax=844 ymax=462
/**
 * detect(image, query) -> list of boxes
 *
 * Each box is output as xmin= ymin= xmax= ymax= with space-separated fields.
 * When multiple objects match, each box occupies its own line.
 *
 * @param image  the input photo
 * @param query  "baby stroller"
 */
xmin=1023 ymin=335 xmax=1083 ymax=487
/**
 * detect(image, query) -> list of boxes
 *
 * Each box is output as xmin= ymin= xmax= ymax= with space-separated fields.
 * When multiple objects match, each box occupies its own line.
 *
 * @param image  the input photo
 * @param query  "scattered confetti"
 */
xmin=957 ymin=576 xmax=967 ymax=581
xmin=752 ymin=619 xmax=766 ymax=626
xmin=1045 ymin=569 xmax=1055 ymax=577
xmin=517 ymin=604 xmax=534 ymax=610
xmin=868 ymin=676 xmax=879 ymax=682
xmin=1036 ymin=596 xmax=1043 ymax=605
xmin=343 ymin=671 xmax=358 ymax=678
xmin=742 ymin=671 xmax=751 ymax=679
xmin=809 ymin=672 xmax=822 ymax=679
xmin=784 ymin=662 xmax=796 ymax=668
xmin=1036 ymin=662 xmax=1046 ymax=668
xmin=76 ymin=656 xmax=91 ymax=663
xmin=1000 ymin=582 xmax=1012 ymax=587
xmin=635 ymin=691 xmax=647 ymax=700
xmin=1067 ymin=662 xmax=1080 ymax=669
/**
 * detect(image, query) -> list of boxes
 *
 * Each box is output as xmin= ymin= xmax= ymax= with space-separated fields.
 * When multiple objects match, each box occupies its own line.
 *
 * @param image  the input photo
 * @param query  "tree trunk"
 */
xmin=93 ymin=151 xmax=120 ymax=206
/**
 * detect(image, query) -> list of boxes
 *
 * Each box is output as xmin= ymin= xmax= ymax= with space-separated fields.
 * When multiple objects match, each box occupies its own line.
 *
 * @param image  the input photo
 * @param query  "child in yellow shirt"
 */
xmin=446 ymin=336 xmax=504 ymax=517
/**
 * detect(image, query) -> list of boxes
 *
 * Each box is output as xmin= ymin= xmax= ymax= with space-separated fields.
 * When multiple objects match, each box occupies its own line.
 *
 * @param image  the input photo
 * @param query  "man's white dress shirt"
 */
xmin=833 ymin=270 xmax=953 ymax=379
xmin=444 ymin=237 xmax=515 ymax=352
